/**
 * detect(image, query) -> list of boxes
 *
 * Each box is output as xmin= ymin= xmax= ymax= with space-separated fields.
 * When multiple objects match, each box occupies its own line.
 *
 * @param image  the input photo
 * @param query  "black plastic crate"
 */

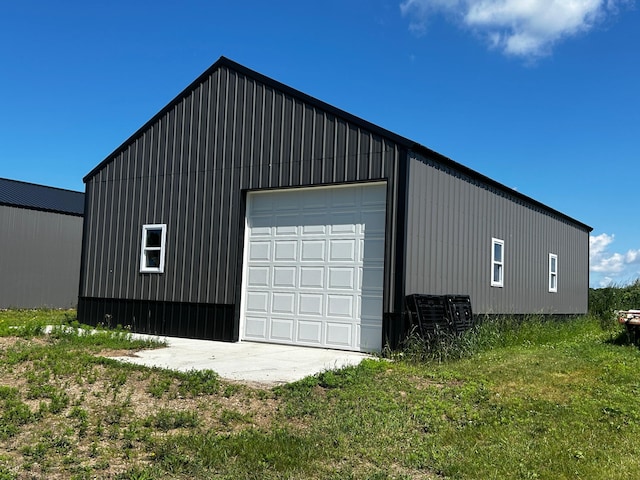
xmin=405 ymin=294 xmax=474 ymax=338
xmin=405 ymin=294 xmax=451 ymax=337
xmin=445 ymin=295 xmax=474 ymax=333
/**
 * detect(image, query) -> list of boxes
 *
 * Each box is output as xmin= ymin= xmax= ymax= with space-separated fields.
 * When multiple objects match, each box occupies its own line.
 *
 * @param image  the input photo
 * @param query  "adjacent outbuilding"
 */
xmin=78 ymin=57 xmax=592 ymax=352
xmin=0 ymin=178 xmax=84 ymax=309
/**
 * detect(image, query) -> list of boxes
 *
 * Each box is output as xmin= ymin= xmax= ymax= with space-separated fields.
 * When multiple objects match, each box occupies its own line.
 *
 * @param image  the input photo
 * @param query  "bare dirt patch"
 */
xmin=0 ymin=336 xmax=285 ymax=479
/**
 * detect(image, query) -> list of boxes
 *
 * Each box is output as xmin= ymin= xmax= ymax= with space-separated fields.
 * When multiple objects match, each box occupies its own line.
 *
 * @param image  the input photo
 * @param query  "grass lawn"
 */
xmin=1 ymin=310 xmax=640 ymax=479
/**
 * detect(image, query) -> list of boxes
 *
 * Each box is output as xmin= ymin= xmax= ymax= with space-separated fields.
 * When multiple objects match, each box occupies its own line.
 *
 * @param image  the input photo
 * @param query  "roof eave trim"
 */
xmin=409 ymin=143 xmax=593 ymax=232
xmin=0 ymin=202 xmax=84 ymax=217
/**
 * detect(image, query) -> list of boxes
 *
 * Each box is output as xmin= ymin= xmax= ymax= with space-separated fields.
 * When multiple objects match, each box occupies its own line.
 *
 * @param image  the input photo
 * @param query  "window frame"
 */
xmin=139 ymin=224 xmax=167 ymax=274
xmin=491 ymin=237 xmax=504 ymax=288
xmin=549 ymin=253 xmax=558 ymax=293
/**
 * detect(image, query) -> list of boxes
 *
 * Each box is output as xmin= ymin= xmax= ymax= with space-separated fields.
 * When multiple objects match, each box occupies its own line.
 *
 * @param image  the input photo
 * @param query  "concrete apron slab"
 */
xmin=110 ymin=334 xmax=374 ymax=387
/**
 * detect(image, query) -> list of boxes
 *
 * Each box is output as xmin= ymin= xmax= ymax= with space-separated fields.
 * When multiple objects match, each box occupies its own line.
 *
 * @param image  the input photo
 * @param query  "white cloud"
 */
xmin=589 ymin=233 xmax=640 ymax=286
xmin=400 ymin=0 xmax=628 ymax=57
xmin=598 ymin=276 xmax=614 ymax=287
xmin=400 ymin=0 xmax=465 ymax=35
xmin=626 ymin=249 xmax=640 ymax=264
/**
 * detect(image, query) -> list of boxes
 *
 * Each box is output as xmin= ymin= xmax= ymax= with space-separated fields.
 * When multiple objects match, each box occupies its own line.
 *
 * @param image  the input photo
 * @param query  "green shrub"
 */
xmin=589 ymin=279 xmax=640 ymax=328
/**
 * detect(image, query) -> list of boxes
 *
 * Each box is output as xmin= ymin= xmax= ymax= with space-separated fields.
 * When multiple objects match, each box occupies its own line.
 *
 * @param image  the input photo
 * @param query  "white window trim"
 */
xmin=140 ymin=224 xmax=167 ymax=273
xmin=549 ymin=253 xmax=558 ymax=293
xmin=491 ymin=237 xmax=504 ymax=288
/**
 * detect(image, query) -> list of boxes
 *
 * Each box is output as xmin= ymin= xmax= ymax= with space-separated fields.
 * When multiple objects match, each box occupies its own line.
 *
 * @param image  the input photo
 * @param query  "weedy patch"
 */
xmin=2 ymin=309 xmax=640 ymax=478
xmin=0 ymin=313 xmax=283 ymax=479
xmin=144 ymin=408 xmax=200 ymax=431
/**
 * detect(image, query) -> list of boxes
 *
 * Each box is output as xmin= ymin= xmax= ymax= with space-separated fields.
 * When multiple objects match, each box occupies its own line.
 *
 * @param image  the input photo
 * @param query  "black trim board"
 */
xmin=77 ymin=190 xmax=92 ymax=310
xmin=77 ymin=297 xmax=236 ymax=342
xmin=232 ymin=189 xmax=249 ymax=343
xmin=384 ymin=147 xmax=410 ymax=349
xmin=0 ymin=202 xmax=84 ymax=218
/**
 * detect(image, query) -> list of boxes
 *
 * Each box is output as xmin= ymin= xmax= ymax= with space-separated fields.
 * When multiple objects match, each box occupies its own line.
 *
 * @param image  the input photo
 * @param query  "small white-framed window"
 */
xmin=491 ymin=238 xmax=504 ymax=287
xmin=140 ymin=224 xmax=167 ymax=273
xmin=549 ymin=253 xmax=558 ymax=293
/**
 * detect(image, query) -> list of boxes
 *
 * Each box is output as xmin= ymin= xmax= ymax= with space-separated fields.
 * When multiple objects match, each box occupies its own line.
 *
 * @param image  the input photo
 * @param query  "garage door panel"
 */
xmin=359 ymin=324 xmax=381 ymax=351
xmin=325 ymin=321 xmax=352 ymax=347
xmin=330 ymin=186 xmax=358 ymax=207
xmin=250 ymin=222 xmax=272 ymax=236
xmin=361 ymin=294 xmax=383 ymax=318
xmin=272 ymin=292 xmax=295 ymax=314
xmin=301 ymin=240 xmax=325 ymax=261
xmin=275 ymin=224 xmax=298 ymax=236
xmin=249 ymin=241 xmax=271 ymax=261
xmin=243 ymin=183 xmax=385 ymax=352
xmin=362 ymin=184 xmax=386 ymax=205
xmin=302 ymin=221 xmax=326 ymax=235
xmin=299 ymin=293 xmax=323 ymax=316
xmin=251 ymin=195 xmax=275 ymax=213
xmin=362 ymin=237 xmax=385 ymax=262
xmin=273 ymin=266 xmax=297 ymax=288
xmin=247 ymin=266 xmax=270 ymax=287
xmin=297 ymin=320 xmax=322 ymax=344
xmin=270 ymin=318 xmax=294 ymax=341
xmin=301 ymin=189 xmax=328 ymax=210
xmin=246 ymin=292 xmax=269 ymax=313
xmin=274 ymin=213 xmax=299 ymax=232
xmin=362 ymin=210 xmax=386 ymax=234
xmin=270 ymin=191 xmax=297 ymax=211
xmin=329 ymin=239 xmax=356 ymax=262
xmin=274 ymin=241 xmax=297 ymax=261
xmin=330 ymin=212 xmax=357 ymax=234
xmin=244 ymin=316 xmax=267 ymax=338
xmin=327 ymin=294 xmax=354 ymax=318
xmin=300 ymin=267 xmax=324 ymax=288
xmin=330 ymin=223 xmax=357 ymax=235
xmin=328 ymin=267 xmax=355 ymax=289
xmin=361 ymin=266 xmax=384 ymax=290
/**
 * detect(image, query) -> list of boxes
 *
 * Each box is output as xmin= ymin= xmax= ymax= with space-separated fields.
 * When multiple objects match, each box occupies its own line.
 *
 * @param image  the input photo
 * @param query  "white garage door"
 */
xmin=241 ymin=183 xmax=386 ymax=352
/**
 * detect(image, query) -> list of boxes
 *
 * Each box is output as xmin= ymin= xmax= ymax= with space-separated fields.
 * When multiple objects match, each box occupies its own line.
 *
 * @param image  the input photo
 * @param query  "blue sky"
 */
xmin=1 ymin=0 xmax=638 ymax=288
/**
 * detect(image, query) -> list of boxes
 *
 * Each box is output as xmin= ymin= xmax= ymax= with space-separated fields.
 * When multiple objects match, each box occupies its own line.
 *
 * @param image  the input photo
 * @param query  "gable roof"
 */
xmin=0 ymin=178 xmax=84 ymax=216
xmin=83 ymin=56 xmax=415 ymax=182
xmin=84 ymin=56 xmax=591 ymax=232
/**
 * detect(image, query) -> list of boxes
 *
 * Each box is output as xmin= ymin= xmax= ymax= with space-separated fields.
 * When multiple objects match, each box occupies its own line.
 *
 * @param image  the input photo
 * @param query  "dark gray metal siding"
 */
xmin=80 ymin=64 xmax=403 ymax=313
xmin=404 ymin=153 xmax=589 ymax=314
xmin=0 ymin=205 xmax=83 ymax=308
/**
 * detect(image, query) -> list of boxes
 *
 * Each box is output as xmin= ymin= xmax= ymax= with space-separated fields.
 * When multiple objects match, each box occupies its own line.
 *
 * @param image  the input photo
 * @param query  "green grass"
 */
xmin=0 ymin=309 xmax=73 ymax=337
xmin=1 ymin=308 xmax=640 ymax=478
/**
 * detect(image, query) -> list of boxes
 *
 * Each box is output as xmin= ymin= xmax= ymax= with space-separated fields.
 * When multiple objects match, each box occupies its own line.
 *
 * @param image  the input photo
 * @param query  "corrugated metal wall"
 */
xmin=0 ymin=205 xmax=83 ymax=308
xmin=80 ymin=64 xmax=403 ymax=314
xmin=404 ymin=153 xmax=589 ymax=314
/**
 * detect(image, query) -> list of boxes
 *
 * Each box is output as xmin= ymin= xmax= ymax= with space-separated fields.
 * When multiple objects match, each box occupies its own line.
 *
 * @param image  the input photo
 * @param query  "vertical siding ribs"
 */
xmin=404 ymin=153 xmax=588 ymax=314
xmin=205 ymin=70 xmax=221 ymax=302
xmin=81 ymin=65 xmax=404 ymax=320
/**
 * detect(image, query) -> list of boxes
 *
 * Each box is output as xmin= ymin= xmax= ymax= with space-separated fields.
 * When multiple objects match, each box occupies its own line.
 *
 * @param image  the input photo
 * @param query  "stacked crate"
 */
xmin=405 ymin=294 xmax=474 ymax=337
